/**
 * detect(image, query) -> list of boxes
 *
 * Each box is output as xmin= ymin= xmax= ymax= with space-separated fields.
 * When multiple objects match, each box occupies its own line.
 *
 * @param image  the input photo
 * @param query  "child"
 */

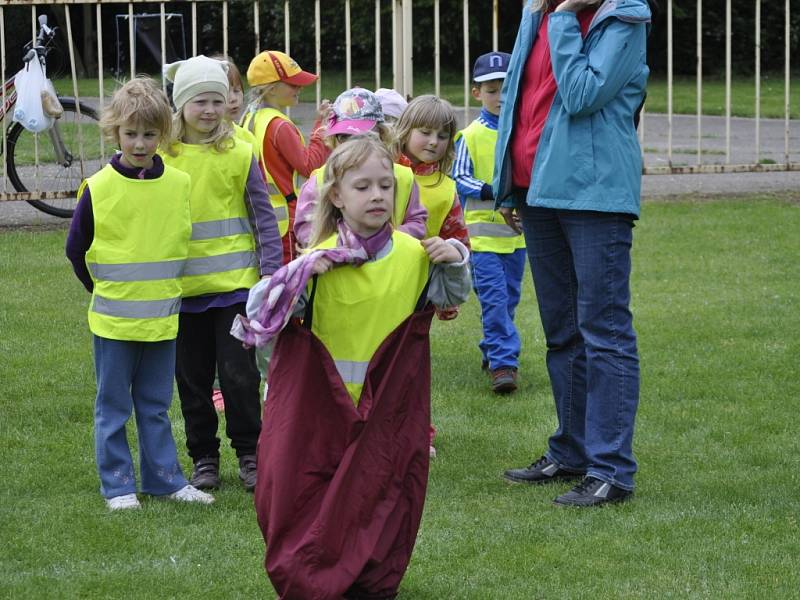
xmin=293 ymin=87 xmax=427 ymax=247
xmin=162 ymin=56 xmax=283 ymax=492
xmin=231 ymin=135 xmax=470 ymax=599
xmin=213 ymin=54 xmax=258 ymax=157
xmin=393 ymin=94 xmax=471 ymax=456
xmin=393 ymin=94 xmax=470 ymax=255
xmin=452 ymin=51 xmax=526 ymax=394
xmin=375 ymin=87 xmax=408 ymax=123
xmin=243 ymin=50 xmax=331 ymax=263
xmin=65 ymin=78 xmax=214 ymax=510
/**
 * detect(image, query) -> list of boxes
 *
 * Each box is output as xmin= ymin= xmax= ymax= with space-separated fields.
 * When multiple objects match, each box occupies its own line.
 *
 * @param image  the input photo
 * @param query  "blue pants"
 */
xmin=520 ymin=205 xmax=640 ymax=490
xmin=471 ymin=249 xmax=526 ymax=371
xmin=93 ymin=336 xmax=188 ymax=498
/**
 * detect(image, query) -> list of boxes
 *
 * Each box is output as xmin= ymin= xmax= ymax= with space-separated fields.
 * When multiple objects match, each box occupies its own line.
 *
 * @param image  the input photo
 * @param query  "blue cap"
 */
xmin=473 ymin=52 xmax=511 ymax=83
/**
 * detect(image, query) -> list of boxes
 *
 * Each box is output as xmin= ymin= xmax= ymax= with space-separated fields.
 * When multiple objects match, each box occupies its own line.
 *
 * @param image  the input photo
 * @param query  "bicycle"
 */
xmin=1 ymin=15 xmax=101 ymax=218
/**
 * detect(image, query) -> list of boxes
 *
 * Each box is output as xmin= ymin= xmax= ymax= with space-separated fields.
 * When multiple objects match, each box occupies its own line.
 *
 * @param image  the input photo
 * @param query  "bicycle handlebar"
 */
xmin=22 ymin=17 xmax=56 ymax=65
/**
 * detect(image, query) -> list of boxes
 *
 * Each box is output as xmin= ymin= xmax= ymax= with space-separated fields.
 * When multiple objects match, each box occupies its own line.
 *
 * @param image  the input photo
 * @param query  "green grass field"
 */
xmin=1 ymin=195 xmax=799 ymax=598
xmin=51 ymin=72 xmax=799 ymax=119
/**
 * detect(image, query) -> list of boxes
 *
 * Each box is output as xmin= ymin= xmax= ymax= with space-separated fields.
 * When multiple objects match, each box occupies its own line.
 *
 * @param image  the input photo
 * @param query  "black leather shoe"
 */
xmin=553 ymin=476 xmax=633 ymax=507
xmin=503 ymin=455 xmax=585 ymax=484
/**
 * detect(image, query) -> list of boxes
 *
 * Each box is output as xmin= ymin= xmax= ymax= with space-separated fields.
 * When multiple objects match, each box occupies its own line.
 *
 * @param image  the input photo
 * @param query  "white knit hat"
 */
xmin=163 ymin=55 xmax=229 ymax=111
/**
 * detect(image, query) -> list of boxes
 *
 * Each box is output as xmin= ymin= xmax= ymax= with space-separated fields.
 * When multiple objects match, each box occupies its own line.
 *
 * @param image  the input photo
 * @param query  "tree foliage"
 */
xmin=1 ymin=1 xmax=797 ymax=81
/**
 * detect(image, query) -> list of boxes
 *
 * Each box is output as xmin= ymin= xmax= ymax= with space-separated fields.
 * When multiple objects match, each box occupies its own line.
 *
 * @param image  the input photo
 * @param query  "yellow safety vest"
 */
xmin=414 ymin=171 xmax=455 ymax=239
xmin=83 ymin=164 xmax=192 ymax=341
xmin=233 ymin=122 xmax=259 ymax=159
xmin=312 ymin=162 xmax=414 ymax=228
xmin=162 ymin=139 xmax=260 ymax=298
xmin=456 ymin=121 xmax=525 ymax=253
xmin=310 ymin=231 xmax=429 ymax=404
xmin=241 ymin=106 xmax=301 ymax=237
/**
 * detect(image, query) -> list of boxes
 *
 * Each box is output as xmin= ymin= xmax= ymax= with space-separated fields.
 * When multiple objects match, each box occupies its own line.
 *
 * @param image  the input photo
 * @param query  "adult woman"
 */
xmin=494 ymin=0 xmax=652 ymax=506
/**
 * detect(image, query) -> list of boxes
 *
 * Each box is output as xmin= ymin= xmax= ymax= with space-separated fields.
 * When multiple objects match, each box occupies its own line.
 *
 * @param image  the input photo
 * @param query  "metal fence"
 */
xmin=0 ymin=0 xmax=797 ymax=207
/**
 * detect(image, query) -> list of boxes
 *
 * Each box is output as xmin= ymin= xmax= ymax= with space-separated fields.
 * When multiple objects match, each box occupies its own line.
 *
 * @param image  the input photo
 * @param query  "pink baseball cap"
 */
xmin=325 ymin=87 xmax=384 ymax=137
xmin=375 ymin=88 xmax=408 ymax=119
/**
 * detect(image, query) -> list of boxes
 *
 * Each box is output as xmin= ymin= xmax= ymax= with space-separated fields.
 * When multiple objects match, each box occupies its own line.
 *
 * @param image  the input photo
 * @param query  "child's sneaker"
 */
xmin=238 ymin=454 xmax=257 ymax=492
xmin=190 ymin=456 xmax=221 ymax=490
xmin=491 ymin=368 xmax=518 ymax=394
xmin=429 ymin=445 xmax=437 ymax=459
xmin=168 ymin=484 xmax=214 ymax=504
xmin=106 ymin=493 xmax=140 ymax=511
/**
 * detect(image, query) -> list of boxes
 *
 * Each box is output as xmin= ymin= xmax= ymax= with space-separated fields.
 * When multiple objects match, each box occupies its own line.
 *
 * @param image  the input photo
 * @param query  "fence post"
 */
xmin=785 ymin=0 xmax=791 ymax=167
xmin=696 ymin=0 xmax=702 ymax=165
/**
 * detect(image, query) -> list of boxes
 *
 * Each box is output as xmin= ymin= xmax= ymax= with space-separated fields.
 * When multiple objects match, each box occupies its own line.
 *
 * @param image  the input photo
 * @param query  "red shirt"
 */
xmin=511 ymin=9 xmax=595 ymax=189
xmin=262 ymin=117 xmax=330 ymax=197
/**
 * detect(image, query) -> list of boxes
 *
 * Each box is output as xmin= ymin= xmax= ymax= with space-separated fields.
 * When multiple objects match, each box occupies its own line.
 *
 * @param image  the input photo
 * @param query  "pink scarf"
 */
xmin=231 ymin=221 xmax=393 ymax=348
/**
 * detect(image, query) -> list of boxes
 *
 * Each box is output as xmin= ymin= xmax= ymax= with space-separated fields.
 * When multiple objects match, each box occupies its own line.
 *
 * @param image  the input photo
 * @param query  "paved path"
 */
xmin=2 ymin=105 xmax=797 ymax=227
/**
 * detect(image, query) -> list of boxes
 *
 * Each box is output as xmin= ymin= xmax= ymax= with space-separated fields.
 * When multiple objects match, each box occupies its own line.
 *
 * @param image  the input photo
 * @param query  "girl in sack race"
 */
xmin=231 ymin=134 xmax=471 ymax=600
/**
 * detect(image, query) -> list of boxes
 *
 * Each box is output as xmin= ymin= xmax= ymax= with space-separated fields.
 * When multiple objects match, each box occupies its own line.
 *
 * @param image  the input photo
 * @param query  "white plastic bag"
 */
xmin=13 ymin=58 xmax=54 ymax=133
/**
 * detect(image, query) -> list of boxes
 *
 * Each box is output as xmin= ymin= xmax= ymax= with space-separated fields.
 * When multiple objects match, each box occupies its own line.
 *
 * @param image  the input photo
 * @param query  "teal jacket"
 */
xmin=493 ymin=0 xmax=651 ymax=217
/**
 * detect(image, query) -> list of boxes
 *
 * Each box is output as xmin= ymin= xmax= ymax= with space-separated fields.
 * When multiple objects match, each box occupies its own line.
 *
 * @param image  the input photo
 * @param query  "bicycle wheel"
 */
xmin=6 ymin=98 xmax=103 ymax=218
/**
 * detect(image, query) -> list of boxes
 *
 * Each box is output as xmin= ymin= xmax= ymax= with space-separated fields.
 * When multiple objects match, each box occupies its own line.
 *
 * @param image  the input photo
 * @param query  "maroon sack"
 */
xmin=254 ymin=307 xmax=435 ymax=600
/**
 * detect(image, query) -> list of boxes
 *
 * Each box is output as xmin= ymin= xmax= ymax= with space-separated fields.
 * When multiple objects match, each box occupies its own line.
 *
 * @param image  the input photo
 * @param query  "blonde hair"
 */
xmin=309 ymin=134 xmax=396 ymax=248
xmin=249 ymin=82 xmax=280 ymax=106
xmin=392 ymin=94 xmax=457 ymax=178
xmin=99 ymin=77 xmax=172 ymax=146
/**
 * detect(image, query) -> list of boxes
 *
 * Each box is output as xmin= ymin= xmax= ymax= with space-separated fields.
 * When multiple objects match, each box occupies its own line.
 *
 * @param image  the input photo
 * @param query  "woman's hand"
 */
xmin=499 ymin=207 xmax=523 ymax=235
xmin=554 ymin=0 xmax=602 ymax=12
xmin=422 ymin=237 xmax=462 ymax=264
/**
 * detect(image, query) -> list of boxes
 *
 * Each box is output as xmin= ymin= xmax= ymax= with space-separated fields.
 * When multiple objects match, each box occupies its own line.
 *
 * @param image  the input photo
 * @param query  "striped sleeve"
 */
xmin=452 ymin=136 xmax=487 ymax=203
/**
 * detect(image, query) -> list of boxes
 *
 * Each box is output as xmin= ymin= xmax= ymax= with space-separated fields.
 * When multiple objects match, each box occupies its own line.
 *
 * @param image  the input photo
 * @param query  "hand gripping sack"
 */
xmin=13 ymin=58 xmax=54 ymax=133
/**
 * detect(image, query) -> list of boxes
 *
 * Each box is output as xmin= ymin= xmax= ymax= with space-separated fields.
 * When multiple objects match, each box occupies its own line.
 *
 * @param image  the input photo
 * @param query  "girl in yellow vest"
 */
xmin=293 ymin=87 xmax=428 ymax=248
xmin=231 ymin=135 xmax=470 ymax=598
xmin=393 ymin=94 xmax=470 ymax=254
xmin=66 ymin=78 xmax=214 ymax=510
xmin=392 ymin=95 xmax=472 ymax=456
xmin=162 ymin=56 xmax=283 ymax=493
xmin=243 ymin=50 xmax=331 ymax=264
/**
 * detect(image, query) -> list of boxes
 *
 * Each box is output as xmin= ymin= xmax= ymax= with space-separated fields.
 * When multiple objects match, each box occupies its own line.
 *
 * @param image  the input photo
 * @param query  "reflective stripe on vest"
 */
xmin=456 ymin=121 xmax=525 ymax=253
xmin=334 ymin=359 xmax=370 ymax=388
xmin=191 ymin=217 xmax=252 ymax=241
xmin=242 ymin=106 xmax=302 ymax=238
xmin=312 ymin=162 xmax=413 ymax=228
xmin=414 ymin=172 xmax=455 ymax=238
xmin=92 ymin=295 xmax=182 ymax=319
xmin=88 ymin=258 xmax=186 ymax=282
xmin=161 ymin=140 xmax=260 ymax=297
xmin=84 ymin=164 xmax=192 ymax=342
xmin=310 ymin=231 xmax=429 ymax=404
xmin=467 ymin=222 xmax=521 ymax=238
xmin=183 ymin=250 xmax=258 ymax=277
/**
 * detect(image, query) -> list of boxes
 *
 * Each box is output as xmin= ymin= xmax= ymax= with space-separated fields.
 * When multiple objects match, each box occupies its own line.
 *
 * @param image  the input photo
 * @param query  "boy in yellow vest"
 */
xmin=452 ymin=52 xmax=527 ymax=394
xmin=66 ymin=78 xmax=214 ymax=510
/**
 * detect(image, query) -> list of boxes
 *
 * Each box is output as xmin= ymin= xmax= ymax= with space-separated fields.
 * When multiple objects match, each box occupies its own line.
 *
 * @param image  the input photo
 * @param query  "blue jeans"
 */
xmin=520 ymin=205 xmax=640 ymax=490
xmin=471 ymin=249 xmax=526 ymax=371
xmin=93 ymin=336 xmax=188 ymax=498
